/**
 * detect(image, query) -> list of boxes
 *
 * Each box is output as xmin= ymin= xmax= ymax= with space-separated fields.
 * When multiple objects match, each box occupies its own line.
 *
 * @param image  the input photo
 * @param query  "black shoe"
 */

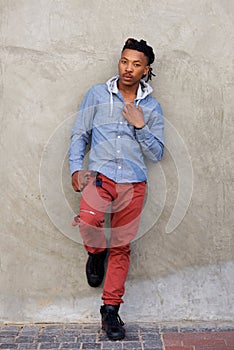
xmin=100 ymin=304 xmax=125 ymax=340
xmin=86 ymin=249 xmax=107 ymax=287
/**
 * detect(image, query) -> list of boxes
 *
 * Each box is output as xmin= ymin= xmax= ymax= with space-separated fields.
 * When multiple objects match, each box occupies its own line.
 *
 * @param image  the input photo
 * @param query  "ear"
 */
xmin=144 ymin=65 xmax=150 ymax=76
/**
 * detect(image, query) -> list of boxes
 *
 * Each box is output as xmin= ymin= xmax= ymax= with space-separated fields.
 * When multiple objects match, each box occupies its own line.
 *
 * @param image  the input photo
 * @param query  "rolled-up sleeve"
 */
xmin=68 ymin=88 xmax=96 ymax=175
xmin=135 ymin=103 xmax=164 ymax=162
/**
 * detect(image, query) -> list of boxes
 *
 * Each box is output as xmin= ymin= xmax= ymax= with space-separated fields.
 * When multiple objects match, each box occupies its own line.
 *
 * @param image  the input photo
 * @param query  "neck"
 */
xmin=117 ymin=81 xmax=139 ymax=102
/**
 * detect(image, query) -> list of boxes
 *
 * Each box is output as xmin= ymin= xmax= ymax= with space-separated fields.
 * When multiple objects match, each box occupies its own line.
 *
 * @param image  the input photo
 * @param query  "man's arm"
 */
xmin=68 ymin=88 xmax=96 ymax=188
xmin=122 ymin=102 xmax=164 ymax=162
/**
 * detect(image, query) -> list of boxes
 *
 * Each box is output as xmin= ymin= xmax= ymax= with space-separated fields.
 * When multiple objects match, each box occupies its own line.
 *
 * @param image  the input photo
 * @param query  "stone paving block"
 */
xmin=0 ymin=337 xmax=15 ymax=343
xmin=121 ymin=340 xmax=142 ymax=349
xmin=56 ymin=335 xmax=77 ymax=342
xmin=143 ymin=342 xmax=163 ymax=350
xmin=0 ymin=326 xmax=21 ymax=332
xmin=141 ymin=333 xmax=161 ymax=340
xmin=164 ymin=347 xmax=194 ymax=350
xmin=15 ymin=335 xmax=35 ymax=343
xmin=162 ymin=333 xmax=182 ymax=347
xmin=162 ymin=330 xmax=234 ymax=350
xmin=101 ymin=341 xmax=123 ymax=349
xmin=81 ymin=343 xmax=102 ymax=349
xmin=20 ymin=330 xmax=40 ymax=337
xmin=181 ymin=332 xmax=226 ymax=346
xmin=62 ymin=330 xmax=81 ymax=337
xmin=195 ymin=347 xmax=234 ymax=350
xmin=61 ymin=342 xmax=81 ymax=349
xmin=0 ymin=344 xmax=18 ymax=349
xmin=37 ymin=335 xmax=56 ymax=343
xmin=125 ymin=323 xmax=140 ymax=330
xmin=179 ymin=327 xmax=208 ymax=333
xmin=78 ymin=334 xmax=97 ymax=342
xmin=0 ymin=331 xmax=19 ymax=337
xmin=17 ymin=344 xmax=38 ymax=349
xmin=160 ymin=326 xmax=179 ymax=333
xmin=140 ymin=324 xmax=159 ymax=333
xmin=141 ymin=336 xmax=163 ymax=349
xmin=21 ymin=325 xmax=41 ymax=334
xmin=41 ymin=325 xmax=64 ymax=336
xmin=123 ymin=332 xmax=140 ymax=342
xmin=222 ymin=331 xmax=234 ymax=345
xmin=124 ymin=325 xmax=140 ymax=337
xmin=40 ymin=342 xmax=61 ymax=349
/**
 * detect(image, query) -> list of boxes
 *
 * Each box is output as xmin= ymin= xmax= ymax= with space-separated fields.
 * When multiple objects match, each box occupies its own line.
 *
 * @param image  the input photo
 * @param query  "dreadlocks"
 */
xmin=122 ymin=38 xmax=156 ymax=82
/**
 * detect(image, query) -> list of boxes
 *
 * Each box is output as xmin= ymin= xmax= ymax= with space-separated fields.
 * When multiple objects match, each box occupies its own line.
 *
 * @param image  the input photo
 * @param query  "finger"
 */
xmin=124 ymin=103 xmax=133 ymax=109
xmin=72 ymin=184 xmax=80 ymax=192
xmin=84 ymin=170 xmax=92 ymax=178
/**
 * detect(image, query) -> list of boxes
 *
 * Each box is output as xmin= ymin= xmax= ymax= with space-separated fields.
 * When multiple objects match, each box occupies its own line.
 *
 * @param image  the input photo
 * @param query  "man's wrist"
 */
xmin=134 ymin=124 xmax=146 ymax=130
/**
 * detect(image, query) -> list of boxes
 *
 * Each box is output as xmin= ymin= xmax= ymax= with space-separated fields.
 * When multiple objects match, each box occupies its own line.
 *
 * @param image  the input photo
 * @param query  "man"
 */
xmin=69 ymin=38 xmax=164 ymax=340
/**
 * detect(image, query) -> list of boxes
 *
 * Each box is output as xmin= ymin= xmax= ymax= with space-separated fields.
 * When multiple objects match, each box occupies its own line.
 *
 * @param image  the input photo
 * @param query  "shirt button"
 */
xmin=120 ymin=121 xmax=123 ymax=124
xmin=117 ymin=135 xmax=121 ymax=139
xmin=118 ymin=166 xmax=121 ymax=169
xmin=117 ymin=150 xmax=120 ymax=153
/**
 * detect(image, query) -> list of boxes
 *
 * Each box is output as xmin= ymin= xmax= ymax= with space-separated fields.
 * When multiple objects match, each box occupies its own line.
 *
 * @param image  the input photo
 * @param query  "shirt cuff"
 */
xmin=135 ymin=124 xmax=149 ymax=142
xmin=69 ymin=164 xmax=82 ymax=176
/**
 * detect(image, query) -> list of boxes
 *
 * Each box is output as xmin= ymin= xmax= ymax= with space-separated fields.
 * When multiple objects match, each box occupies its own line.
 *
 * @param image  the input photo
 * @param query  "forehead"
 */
xmin=120 ymin=49 xmax=148 ymax=64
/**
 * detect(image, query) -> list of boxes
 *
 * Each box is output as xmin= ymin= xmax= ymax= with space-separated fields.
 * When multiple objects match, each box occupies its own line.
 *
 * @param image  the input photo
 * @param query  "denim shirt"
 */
xmin=69 ymin=76 xmax=164 ymax=183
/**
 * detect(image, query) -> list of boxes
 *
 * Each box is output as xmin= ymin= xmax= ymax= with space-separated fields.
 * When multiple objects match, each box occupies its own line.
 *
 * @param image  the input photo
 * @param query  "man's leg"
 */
xmin=102 ymin=181 xmax=146 ymax=304
xmin=79 ymin=176 xmax=112 ymax=253
xmin=78 ymin=176 xmax=113 ymax=286
xmin=100 ymin=181 xmax=146 ymax=340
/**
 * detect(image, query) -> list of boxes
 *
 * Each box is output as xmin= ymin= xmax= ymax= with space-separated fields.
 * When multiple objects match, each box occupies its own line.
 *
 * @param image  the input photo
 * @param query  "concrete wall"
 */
xmin=0 ymin=0 xmax=233 ymax=323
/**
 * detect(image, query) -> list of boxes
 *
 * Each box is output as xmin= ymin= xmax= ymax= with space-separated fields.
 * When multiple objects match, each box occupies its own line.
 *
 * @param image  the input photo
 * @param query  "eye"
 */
xmin=121 ymin=59 xmax=127 ymax=64
xmin=134 ymin=63 xmax=141 ymax=67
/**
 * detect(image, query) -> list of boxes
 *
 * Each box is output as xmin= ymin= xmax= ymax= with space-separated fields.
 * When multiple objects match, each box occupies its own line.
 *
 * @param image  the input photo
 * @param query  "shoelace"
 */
xmin=108 ymin=310 xmax=125 ymax=327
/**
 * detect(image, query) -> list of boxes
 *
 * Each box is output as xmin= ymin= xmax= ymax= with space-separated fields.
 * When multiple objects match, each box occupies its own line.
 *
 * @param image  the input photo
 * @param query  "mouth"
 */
xmin=123 ymin=74 xmax=133 ymax=81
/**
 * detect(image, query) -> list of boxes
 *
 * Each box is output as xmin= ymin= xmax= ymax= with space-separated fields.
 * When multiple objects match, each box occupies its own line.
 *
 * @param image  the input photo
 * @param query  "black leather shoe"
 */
xmin=86 ymin=249 xmax=107 ymax=287
xmin=100 ymin=304 xmax=125 ymax=340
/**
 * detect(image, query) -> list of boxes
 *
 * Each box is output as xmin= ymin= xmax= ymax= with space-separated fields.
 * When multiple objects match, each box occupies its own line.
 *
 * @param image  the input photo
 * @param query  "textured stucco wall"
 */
xmin=0 ymin=0 xmax=233 ymax=323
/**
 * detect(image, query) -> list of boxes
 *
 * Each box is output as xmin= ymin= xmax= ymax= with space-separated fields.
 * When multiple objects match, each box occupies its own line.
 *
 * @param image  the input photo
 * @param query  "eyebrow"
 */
xmin=121 ymin=56 xmax=142 ymax=63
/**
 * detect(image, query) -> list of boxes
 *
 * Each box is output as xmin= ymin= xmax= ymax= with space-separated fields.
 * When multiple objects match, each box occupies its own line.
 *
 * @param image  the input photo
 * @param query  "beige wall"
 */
xmin=0 ymin=0 xmax=233 ymax=322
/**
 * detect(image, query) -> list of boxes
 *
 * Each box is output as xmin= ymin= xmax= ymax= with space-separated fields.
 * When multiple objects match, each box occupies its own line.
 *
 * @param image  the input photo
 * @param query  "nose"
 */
xmin=125 ymin=62 xmax=133 ymax=72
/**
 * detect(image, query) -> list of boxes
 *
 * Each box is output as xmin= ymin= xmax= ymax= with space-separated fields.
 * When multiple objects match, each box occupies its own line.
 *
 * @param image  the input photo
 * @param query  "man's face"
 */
xmin=118 ymin=49 xmax=150 ymax=87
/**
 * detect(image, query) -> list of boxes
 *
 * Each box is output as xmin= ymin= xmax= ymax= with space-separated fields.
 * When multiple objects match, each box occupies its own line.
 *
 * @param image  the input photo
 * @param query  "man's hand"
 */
xmin=71 ymin=170 xmax=93 ymax=192
xmin=122 ymin=103 xmax=145 ymax=129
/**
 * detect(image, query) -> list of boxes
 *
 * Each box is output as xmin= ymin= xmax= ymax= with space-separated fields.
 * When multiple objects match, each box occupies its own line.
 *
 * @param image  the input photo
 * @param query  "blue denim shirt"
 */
xmin=69 ymin=76 xmax=164 ymax=183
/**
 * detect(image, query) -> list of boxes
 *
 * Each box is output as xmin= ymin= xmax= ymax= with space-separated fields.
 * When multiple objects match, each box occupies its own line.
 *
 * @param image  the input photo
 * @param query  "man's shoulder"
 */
xmin=143 ymin=93 xmax=161 ymax=109
xmin=80 ymin=82 xmax=111 ymax=107
xmin=88 ymin=83 xmax=108 ymax=95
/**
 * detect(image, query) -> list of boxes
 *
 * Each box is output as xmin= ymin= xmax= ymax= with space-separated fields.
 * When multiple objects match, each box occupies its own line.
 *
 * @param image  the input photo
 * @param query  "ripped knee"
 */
xmin=74 ymin=209 xmax=104 ymax=228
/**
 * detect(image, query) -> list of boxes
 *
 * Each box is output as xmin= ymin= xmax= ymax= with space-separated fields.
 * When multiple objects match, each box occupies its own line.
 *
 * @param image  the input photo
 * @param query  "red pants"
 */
xmin=78 ymin=173 xmax=146 ymax=305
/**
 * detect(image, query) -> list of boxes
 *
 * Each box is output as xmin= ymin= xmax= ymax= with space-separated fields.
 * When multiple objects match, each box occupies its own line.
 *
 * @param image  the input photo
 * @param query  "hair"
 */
xmin=122 ymin=38 xmax=156 ymax=82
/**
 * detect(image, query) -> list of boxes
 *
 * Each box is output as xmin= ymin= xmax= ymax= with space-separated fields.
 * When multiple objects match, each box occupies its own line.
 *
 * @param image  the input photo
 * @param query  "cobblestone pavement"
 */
xmin=0 ymin=322 xmax=234 ymax=350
